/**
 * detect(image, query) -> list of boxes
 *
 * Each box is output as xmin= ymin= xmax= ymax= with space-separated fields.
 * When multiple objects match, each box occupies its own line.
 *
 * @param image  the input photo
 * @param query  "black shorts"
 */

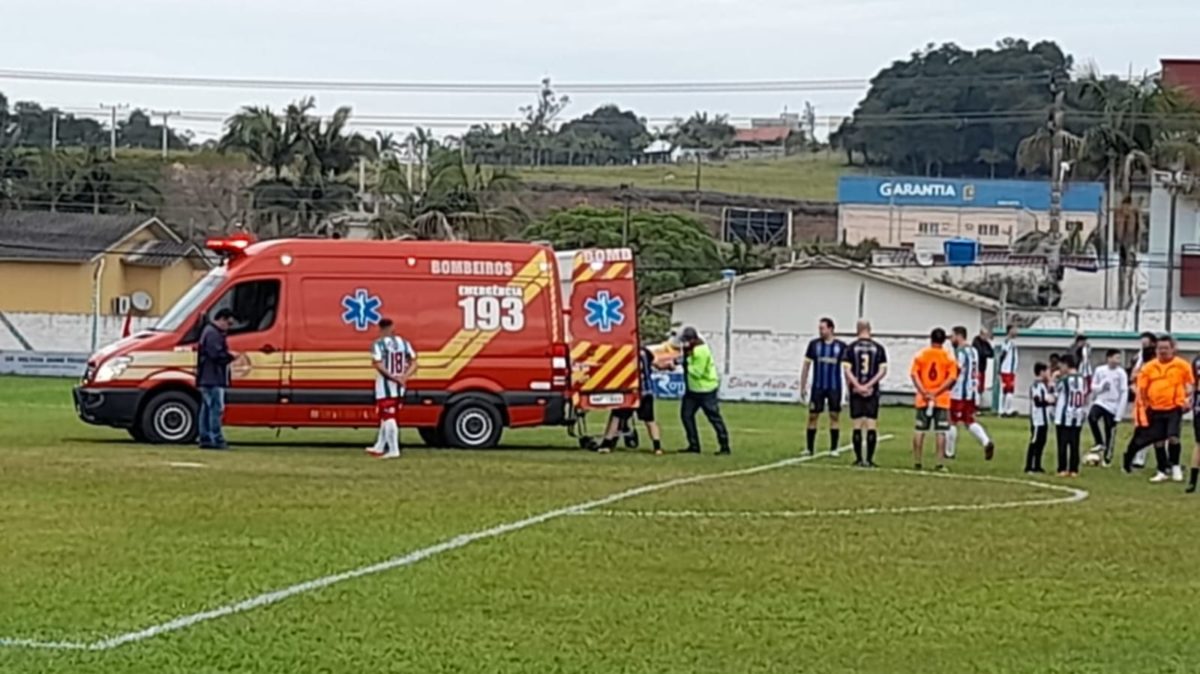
xmin=1193 ymin=413 xmax=1200 ymax=444
xmin=613 ymin=395 xmax=655 ymax=423
xmin=809 ymin=388 xmax=842 ymax=414
xmin=849 ymin=393 xmax=880 ymax=420
xmin=1135 ymin=409 xmax=1183 ymax=445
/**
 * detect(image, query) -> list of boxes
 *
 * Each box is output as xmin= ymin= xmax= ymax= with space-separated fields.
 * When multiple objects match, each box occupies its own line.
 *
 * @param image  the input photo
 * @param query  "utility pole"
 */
xmin=1163 ymin=169 xmax=1195 ymax=333
xmin=100 ymin=103 xmax=129 ymax=160
xmin=152 ymin=110 xmax=180 ymax=159
xmin=619 ymin=183 xmax=632 ymax=246
xmin=1047 ymin=82 xmax=1066 ymax=282
xmin=693 ymin=153 xmax=702 ymax=213
xmin=50 ymin=110 xmax=58 ymax=153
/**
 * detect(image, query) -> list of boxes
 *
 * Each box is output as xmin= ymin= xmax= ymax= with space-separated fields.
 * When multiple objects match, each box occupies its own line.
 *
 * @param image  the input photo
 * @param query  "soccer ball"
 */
xmin=1083 ymin=451 xmax=1104 ymax=467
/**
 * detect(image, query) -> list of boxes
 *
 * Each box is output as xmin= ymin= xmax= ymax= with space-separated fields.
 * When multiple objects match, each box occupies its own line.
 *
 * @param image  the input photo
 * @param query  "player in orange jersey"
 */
xmin=909 ymin=327 xmax=959 ymax=471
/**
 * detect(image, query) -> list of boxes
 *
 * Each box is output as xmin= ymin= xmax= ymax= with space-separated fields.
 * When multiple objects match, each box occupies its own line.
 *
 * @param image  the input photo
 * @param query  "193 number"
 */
xmin=458 ymin=296 xmax=525 ymax=331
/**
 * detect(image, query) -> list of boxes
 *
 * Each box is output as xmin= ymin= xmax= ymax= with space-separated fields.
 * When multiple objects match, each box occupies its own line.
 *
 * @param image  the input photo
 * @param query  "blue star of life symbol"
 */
xmin=341 ymin=288 xmax=382 ymax=331
xmin=583 ymin=290 xmax=625 ymax=333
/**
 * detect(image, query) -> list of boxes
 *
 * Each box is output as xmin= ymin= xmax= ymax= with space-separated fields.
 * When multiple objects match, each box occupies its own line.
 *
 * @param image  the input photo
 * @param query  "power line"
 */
xmin=0 ymin=68 xmax=1054 ymax=95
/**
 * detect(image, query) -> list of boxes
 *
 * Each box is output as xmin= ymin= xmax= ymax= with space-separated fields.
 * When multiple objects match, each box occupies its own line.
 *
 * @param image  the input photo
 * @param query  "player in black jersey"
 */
xmin=841 ymin=320 xmax=888 ymax=467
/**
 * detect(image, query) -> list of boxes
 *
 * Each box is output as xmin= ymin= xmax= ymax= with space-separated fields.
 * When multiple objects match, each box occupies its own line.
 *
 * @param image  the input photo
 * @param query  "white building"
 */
xmin=652 ymin=256 xmax=1000 ymax=397
xmin=1143 ymin=170 xmax=1200 ymax=313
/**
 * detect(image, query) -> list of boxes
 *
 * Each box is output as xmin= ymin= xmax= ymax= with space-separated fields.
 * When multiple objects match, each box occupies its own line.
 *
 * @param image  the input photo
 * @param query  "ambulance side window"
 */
xmin=183 ymin=280 xmax=281 ymax=342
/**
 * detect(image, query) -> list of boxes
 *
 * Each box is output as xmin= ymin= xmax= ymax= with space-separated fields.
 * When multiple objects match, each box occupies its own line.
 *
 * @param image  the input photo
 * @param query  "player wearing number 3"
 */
xmin=368 ymin=318 xmax=417 ymax=459
xmin=910 ymin=328 xmax=959 ymax=472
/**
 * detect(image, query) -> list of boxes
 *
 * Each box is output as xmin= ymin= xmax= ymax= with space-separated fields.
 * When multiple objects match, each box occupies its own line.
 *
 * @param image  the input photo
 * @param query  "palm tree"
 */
xmin=373 ymin=149 xmax=526 ymax=241
xmin=219 ymin=106 xmax=296 ymax=180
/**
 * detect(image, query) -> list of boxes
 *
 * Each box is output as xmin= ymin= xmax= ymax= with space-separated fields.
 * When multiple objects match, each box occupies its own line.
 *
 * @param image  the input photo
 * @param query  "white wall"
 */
xmin=1145 ymin=172 xmax=1200 ymax=312
xmin=0 ymin=312 xmax=158 ymax=353
xmin=670 ymin=268 xmax=985 ymax=338
xmin=882 ymin=263 xmax=1109 ymax=309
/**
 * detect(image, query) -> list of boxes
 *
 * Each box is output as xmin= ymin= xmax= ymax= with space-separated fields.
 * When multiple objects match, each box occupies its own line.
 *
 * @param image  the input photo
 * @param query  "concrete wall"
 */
xmin=669 ymin=268 xmax=985 ymax=338
xmin=884 ymin=264 xmax=1108 ymax=309
xmin=0 ymin=312 xmax=158 ymax=352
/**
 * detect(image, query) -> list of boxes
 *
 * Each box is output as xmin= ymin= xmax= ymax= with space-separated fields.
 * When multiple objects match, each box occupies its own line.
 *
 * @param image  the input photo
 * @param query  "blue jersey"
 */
xmin=638 ymin=347 xmax=654 ymax=398
xmin=842 ymin=338 xmax=888 ymax=393
xmin=806 ymin=338 xmax=847 ymax=392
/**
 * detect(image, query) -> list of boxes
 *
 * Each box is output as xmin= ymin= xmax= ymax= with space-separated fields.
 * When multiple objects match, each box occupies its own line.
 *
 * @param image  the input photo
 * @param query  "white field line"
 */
xmin=0 ymin=440 xmax=871 ymax=652
xmin=165 ymin=462 xmax=207 ymax=469
xmin=577 ymin=465 xmax=1089 ymax=520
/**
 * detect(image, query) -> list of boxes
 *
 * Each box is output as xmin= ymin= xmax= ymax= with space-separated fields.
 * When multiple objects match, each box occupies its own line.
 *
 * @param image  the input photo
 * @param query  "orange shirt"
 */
xmin=910 ymin=346 xmax=959 ymax=408
xmin=1137 ymin=356 xmax=1195 ymax=411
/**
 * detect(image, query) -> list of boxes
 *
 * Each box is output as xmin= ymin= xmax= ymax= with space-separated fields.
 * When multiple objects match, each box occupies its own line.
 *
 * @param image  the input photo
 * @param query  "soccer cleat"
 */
xmin=1150 ymin=472 xmax=1171 ymax=483
xmin=365 ymin=446 xmax=385 ymax=456
xmin=597 ymin=447 xmax=611 ymax=455
xmin=935 ymin=465 xmax=948 ymax=473
xmin=376 ymin=450 xmax=401 ymax=460
xmin=1057 ymin=471 xmax=1069 ymax=478
xmin=830 ymin=448 xmax=842 ymax=458
xmin=654 ymin=448 xmax=664 ymax=456
xmin=716 ymin=449 xmax=732 ymax=456
xmin=1068 ymin=472 xmax=1080 ymax=478
xmin=1172 ymin=466 xmax=1185 ymax=483
xmin=984 ymin=442 xmax=995 ymax=462
xmin=913 ymin=463 xmax=922 ymax=471
xmin=866 ymin=462 xmax=878 ymax=469
xmin=679 ymin=447 xmax=701 ymax=454
xmin=1188 ymin=483 xmax=1198 ymax=494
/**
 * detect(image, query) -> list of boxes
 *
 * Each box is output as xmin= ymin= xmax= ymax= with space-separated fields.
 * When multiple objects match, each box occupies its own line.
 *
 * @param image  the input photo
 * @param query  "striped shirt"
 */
xmin=372 ymin=335 xmax=416 ymax=400
xmin=1074 ymin=343 xmax=1093 ymax=380
xmin=998 ymin=339 xmax=1019 ymax=375
xmin=952 ymin=345 xmax=980 ymax=402
xmin=1029 ymin=381 xmax=1053 ymax=428
xmin=1054 ymin=373 xmax=1088 ymax=427
xmin=806 ymin=338 xmax=847 ymax=392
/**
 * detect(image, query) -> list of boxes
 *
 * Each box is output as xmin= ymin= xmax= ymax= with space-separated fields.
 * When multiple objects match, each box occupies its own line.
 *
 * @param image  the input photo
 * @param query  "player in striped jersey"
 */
xmin=1025 ymin=362 xmax=1054 ymax=474
xmin=947 ymin=327 xmax=996 ymax=461
xmin=997 ymin=324 xmax=1020 ymax=417
xmin=367 ymin=319 xmax=417 ymax=459
xmin=1054 ymin=354 xmax=1088 ymax=477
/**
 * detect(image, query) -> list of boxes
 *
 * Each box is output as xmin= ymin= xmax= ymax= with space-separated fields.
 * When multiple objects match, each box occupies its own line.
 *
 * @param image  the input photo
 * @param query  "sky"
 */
xmin=0 ymin=0 xmax=1195 ymax=141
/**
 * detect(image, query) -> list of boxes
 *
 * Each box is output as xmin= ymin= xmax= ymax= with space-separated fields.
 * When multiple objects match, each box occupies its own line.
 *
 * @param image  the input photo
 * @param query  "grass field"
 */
xmin=518 ymin=154 xmax=851 ymax=201
xmin=1 ymin=376 xmax=1198 ymax=673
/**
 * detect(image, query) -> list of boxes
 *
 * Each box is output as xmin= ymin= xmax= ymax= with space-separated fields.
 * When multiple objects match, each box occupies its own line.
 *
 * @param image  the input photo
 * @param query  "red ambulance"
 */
xmin=73 ymin=235 xmax=640 ymax=448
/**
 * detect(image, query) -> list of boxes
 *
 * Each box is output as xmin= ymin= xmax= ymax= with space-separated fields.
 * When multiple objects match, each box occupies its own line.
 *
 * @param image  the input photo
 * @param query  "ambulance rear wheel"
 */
xmin=418 ymin=427 xmax=447 ymax=448
xmin=445 ymin=400 xmax=503 ymax=449
xmin=140 ymin=391 xmax=198 ymax=445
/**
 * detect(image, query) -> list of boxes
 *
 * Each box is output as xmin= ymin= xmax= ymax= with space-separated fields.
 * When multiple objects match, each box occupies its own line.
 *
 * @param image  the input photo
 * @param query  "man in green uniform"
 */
xmin=677 ymin=327 xmax=731 ymax=455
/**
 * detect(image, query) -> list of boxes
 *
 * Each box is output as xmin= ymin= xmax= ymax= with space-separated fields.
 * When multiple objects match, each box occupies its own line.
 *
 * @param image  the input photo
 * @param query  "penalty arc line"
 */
xmin=0 ymin=439 xmax=880 ymax=652
xmin=576 ymin=464 xmax=1089 ymax=520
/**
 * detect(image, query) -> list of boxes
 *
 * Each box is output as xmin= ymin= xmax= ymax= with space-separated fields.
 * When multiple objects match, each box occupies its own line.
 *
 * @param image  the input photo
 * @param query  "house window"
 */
xmin=978 ymin=224 xmax=1000 ymax=237
xmin=918 ymin=222 xmax=940 ymax=235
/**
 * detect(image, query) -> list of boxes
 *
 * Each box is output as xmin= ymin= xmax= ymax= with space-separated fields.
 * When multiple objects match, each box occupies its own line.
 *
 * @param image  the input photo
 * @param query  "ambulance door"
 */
xmin=193 ymin=276 xmax=287 ymax=425
xmin=568 ymin=249 xmax=640 ymax=412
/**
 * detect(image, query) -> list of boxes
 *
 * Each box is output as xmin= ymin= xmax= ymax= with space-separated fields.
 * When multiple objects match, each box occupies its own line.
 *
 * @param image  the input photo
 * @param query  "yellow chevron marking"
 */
xmin=603 ymin=262 xmax=629 ymax=280
xmin=582 ymin=345 xmax=633 ymax=391
xmin=571 ymin=341 xmax=592 ymax=361
xmin=599 ymin=360 xmax=638 ymax=393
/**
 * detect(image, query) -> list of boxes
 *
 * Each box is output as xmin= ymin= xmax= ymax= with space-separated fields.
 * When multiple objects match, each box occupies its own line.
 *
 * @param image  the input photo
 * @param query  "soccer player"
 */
xmin=801 ymin=317 xmax=847 ymax=456
xmin=367 ymin=318 xmax=416 ymax=460
xmin=1072 ymin=333 xmax=1094 ymax=393
xmin=1088 ymin=349 xmax=1128 ymax=466
xmin=1122 ymin=335 xmax=1194 ymax=483
xmin=947 ymin=326 xmax=996 ymax=461
xmin=842 ymin=319 xmax=888 ymax=467
xmin=997 ymin=324 xmax=1020 ymax=417
xmin=1187 ymin=352 xmax=1200 ymax=493
xmin=1025 ymin=362 xmax=1054 ymax=474
xmin=1054 ymin=354 xmax=1087 ymax=477
xmin=910 ymin=328 xmax=958 ymax=471
xmin=598 ymin=344 xmax=663 ymax=455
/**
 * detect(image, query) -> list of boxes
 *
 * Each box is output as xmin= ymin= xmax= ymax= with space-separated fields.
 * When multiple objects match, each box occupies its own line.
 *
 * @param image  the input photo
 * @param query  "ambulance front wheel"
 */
xmin=444 ymin=399 xmax=503 ymax=449
xmin=139 ymin=391 xmax=198 ymax=445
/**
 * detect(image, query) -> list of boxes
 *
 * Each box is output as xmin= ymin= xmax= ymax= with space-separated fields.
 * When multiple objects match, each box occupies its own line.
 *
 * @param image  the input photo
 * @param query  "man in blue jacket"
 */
xmin=197 ymin=309 xmax=240 ymax=449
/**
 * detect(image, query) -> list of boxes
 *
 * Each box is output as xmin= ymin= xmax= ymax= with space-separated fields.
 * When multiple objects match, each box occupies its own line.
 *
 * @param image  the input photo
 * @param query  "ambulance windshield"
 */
xmin=153 ymin=268 xmax=227 ymax=332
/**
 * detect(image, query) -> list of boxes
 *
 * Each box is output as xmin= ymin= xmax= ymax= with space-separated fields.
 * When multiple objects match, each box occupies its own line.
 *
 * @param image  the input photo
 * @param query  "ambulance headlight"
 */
xmin=94 ymin=356 xmax=133 ymax=383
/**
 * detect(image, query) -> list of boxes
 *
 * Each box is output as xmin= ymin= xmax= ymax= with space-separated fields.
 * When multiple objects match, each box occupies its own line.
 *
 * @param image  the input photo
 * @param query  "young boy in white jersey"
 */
xmin=947 ymin=326 xmax=996 ymax=461
xmin=1054 ymin=354 xmax=1088 ymax=477
xmin=1088 ymin=349 xmax=1128 ymax=466
xmin=367 ymin=318 xmax=417 ymax=459
xmin=1025 ymin=362 xmax=1054 ymax=474
xmin=998 ymin=324 xmax=1020 ymax=417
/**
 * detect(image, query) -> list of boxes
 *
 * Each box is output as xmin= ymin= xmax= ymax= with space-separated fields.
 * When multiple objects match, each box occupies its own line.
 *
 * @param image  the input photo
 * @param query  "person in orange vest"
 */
xmin=1122 ymin=335 xmax=1195 ymax=483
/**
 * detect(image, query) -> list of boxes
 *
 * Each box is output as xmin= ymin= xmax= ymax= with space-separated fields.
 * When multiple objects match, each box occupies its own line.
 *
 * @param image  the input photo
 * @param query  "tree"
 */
xmin=522 ymin=207 xmax=725 ymax=336
xmin=521 ymin=78 xmax=569 ymax=167
xmin=117 ymin=110 xmax=190 ymax=151
xmin=835 ymin=39 xmax=1070 ymax=177
xmin=667 ymin=112 xmax=736 ymax=154
xmin=373 ymin=148 xmax=526 ymax=241
xmin=558 ymin=105 xmax=650 ymax=164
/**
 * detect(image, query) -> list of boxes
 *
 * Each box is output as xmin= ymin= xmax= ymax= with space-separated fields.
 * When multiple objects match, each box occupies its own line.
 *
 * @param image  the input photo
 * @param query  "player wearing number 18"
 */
xmin=909 ymin=328 xmax=959 ymax=471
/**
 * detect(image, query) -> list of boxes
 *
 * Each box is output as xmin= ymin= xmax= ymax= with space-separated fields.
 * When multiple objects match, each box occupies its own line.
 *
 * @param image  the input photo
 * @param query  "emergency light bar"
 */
xmin=205 ymin=232 xmax=257 ymax=257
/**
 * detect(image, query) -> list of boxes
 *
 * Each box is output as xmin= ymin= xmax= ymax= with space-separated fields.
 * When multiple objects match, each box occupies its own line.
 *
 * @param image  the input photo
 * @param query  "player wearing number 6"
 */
xmin=368 ymin=318 xmax=417 ymax=459
xmin=909 ymin=328 xmax=959 ymax=471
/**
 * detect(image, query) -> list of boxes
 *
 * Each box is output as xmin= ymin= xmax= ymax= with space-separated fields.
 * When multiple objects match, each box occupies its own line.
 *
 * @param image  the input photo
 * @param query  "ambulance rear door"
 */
xmin=567 ymin=248 xmax=640 ymax=412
